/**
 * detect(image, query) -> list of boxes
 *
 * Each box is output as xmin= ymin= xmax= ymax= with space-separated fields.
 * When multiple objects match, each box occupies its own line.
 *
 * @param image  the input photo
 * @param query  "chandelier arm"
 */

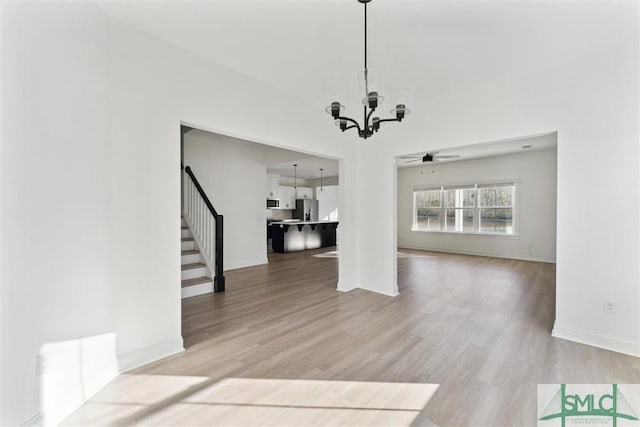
xmin=377 ymin=117 xmax=401 ymax=125
xmin=365 ymin=107 xmax=376 ymax=130
xmin=343 ymin=125 xmax=358 ymax=132
xmin=337 ymin=116 xmax=363 ymax=133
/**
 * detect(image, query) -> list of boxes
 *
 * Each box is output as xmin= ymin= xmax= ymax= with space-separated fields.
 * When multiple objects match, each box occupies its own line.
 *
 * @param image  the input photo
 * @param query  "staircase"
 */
xmin=181 ymin=217 xmax=214 ymax=298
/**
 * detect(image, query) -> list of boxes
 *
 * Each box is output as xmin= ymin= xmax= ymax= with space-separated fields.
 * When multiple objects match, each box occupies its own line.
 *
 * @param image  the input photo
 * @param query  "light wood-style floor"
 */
xmin=64 ymin=248 xmax=640 ymax=426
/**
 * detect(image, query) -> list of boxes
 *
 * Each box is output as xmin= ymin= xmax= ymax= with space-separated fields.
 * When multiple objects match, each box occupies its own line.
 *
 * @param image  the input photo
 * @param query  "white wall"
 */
xmin=1 ymin=3 xmax=359 ymax=425
xmin=184 ymin=130 xmax=268 ymax=270
xmin=355 ymin=2 xmax=639 ymax=355
xmin=316 ymin=185 xmax=340 ymax=222
xmin=107 ymin=2 xmax=358 ymax=383
xmin=397 ymin=148 xmax=557 ymax=262
xmin=278 ymin=176 xmax=312 ymax=188
xmin=308 ymin=176 xmax=339 ymax=187
xmin=1 ymin=3 xmax=116 ymax=424
xmin=309 ymin=176 xmax=339 ymax=199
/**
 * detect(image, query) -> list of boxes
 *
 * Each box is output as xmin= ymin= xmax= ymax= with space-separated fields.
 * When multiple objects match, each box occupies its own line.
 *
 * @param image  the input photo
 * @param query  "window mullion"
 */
xmin=440 ymin=188 xmax=444 ymax=231
xmin=474 ymin=185 xmax=479 ymax=232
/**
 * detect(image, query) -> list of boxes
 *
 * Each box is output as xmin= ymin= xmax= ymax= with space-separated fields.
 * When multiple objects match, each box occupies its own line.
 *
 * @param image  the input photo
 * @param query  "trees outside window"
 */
xmin=413 ymin=182 xmax=516 ymax=235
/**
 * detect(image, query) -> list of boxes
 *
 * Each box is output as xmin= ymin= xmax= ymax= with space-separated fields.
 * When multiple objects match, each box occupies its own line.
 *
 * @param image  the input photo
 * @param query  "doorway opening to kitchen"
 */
xmin=180 ymin=125 xmax=341 ymax=327
xmin=266 ymin=157 xmax=339 ymax=255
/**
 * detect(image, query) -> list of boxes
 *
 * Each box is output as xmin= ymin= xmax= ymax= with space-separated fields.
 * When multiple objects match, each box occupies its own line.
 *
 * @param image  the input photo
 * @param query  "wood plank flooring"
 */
xmin=63 ymin=248 xmax=640 ymax=426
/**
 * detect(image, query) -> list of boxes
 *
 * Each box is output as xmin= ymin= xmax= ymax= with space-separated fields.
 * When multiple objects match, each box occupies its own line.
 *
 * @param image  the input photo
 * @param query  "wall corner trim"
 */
xmin=552 ymin=324 xmax=640 ymax=358
xmin=337 ymin=281 xmax=357 ymax=292
xmin=117 ymin=336 xmax=185 ymax=372
xmin=356 ymin=285 xmax=399 ymax=297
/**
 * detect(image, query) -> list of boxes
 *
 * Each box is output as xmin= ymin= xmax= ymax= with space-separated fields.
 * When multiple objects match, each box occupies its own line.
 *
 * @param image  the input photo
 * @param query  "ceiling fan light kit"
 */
xmin=326 ymin=0 xmax=410 ymax=139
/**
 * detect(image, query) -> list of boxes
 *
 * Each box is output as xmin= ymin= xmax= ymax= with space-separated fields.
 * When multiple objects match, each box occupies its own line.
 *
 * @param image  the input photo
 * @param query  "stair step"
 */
xmin=181 ymin=237 xmax=194 ymax=242
xmin=181 ymin=276 xmax=213 ymax=288
xmin=181 ymin=249 xmax=199 ymax=255
xmin=182 ymin=262 xmax=206 ymax=270
xmin=181 ymin=226 xmax=188 ymax=230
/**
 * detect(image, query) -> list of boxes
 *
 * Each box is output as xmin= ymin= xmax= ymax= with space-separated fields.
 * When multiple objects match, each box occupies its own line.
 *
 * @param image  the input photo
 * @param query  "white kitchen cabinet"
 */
xmin=296 ymin=186 xmax=313 ymax=200
xmin=266 ymin=174 xmax=279 ymax=198
xmin=278 ymin=186 xmax=296 ymax=209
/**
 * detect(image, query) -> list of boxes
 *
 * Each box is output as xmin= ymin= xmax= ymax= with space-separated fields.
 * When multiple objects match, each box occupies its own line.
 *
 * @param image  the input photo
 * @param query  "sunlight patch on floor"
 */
xmin=313 ymin=250 xmax=339 ymax=258
xmin=62 ymin=374 xmax=210 ymax=426
xmin=62 ymin=375 xmax=439 ymax=426
xmin=185 ymin=378 xmax=439 ymax=410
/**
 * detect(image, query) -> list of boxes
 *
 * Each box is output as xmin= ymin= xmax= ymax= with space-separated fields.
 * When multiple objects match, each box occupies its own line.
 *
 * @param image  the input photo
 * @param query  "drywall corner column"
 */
xmin=108 ymin=115 xmax=183 ymax=362
xmin=553 ymin=128 xmax=640 ymax=357
xmin=337 ymin=155 xmax=358 ymax=292
xmin=354 ymin=142 xmax=398 ymax=296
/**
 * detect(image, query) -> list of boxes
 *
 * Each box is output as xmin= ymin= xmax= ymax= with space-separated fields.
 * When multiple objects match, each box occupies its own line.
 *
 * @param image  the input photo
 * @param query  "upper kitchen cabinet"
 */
xmin=278 ymin=186 xmax=296 ymax=209
xmin=266 ymin=174 xmax=279 ymax=198
xmin=296 ymin=187 xmax=313 ymax=200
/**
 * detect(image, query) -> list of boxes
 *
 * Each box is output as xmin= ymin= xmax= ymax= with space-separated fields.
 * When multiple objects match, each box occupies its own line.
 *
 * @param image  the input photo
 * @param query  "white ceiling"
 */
xmin=99 ymin=0 xmax=627 ymax=166
xmin=268 ymin=156 xmax=339 ymax=180
xmin=187 ymin=128 xmax=338 ymax=178
xmin=98 ymin=1 xmax=618 ymax=119
xmin=396 ymin=132 xmax=557 ymax=167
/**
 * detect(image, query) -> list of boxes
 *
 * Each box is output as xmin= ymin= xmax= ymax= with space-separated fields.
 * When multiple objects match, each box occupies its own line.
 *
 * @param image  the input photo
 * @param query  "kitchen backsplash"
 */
xmin=266 ymin=209 xmax=293 ymax=220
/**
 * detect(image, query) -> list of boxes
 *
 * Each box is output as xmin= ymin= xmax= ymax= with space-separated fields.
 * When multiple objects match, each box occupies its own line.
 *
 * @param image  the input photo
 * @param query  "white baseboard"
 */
xmin=117 ymin=336 xmax=185 ymax=372
xmin=227 ymin=257 xmax=268 ymax=271
xmin=23 ymin=412 xmax=42 ymax=427
xmin=36 ymin=332 xmax=119 ymax=426
xmin=337 ymin=281 xmax=357 ymax=292
xmin=398 ymin=245 xmax=556 ymax=263
xmin=366 ymin=287 xmax=399 ymax=297
xmin=337 ymin=281 xmax=398 ymax=297
xmin=552 ymin=324 xmax=640 ymax=357
xmin=27 ymin=337 xmax=184 ymax=426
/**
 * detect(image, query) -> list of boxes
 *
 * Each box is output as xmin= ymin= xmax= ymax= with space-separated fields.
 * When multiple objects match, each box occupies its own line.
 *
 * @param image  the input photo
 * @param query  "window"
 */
xmin=413 ymin=182 xmax=516 ymax=235
xmin=478 ymin=183 xmax=514 ymax=234
xmin=414 ymin=188 xmax=441 ymax=231
xmin=444 ymin=186 xmax=475 ymax=232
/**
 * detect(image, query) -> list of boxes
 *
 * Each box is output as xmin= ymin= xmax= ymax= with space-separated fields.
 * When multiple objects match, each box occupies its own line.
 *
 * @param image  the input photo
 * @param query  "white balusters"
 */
xmin=182 ymin=170 xmax=216 ymax=277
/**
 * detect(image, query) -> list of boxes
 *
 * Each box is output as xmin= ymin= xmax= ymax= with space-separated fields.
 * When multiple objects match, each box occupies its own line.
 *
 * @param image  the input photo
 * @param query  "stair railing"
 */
xmin=182 ymin=166 xmax=225 ymax=292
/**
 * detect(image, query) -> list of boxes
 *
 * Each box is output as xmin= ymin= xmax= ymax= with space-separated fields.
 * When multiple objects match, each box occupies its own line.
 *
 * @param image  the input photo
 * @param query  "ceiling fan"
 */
xmin=400 ymin=152 xmax=461 ymax=163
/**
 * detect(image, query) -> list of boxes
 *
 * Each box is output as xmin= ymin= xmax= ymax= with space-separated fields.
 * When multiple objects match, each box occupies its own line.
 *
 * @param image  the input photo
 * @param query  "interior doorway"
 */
xmin=395 ymin=132 xmax=558 ymax=276
xmin=179 ymin=124 xmax=342 ymax=346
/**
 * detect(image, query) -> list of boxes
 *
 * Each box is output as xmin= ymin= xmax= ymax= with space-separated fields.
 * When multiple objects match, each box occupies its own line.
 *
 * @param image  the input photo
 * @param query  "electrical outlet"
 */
xmin=603 ymin=299 xmax=617 ymax=315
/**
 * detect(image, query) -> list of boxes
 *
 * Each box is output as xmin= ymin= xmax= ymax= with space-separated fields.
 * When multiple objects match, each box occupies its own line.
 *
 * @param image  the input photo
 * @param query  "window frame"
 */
xmin=411 ymin=180 xmax=519 ymax=237
xmin=412 ymin=186 xmax=442 ymax=232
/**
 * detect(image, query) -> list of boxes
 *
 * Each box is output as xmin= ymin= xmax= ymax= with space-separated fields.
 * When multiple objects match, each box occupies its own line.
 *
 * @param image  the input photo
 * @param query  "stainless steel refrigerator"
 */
xmin=294 ymin=199 xmax=319 ymax=222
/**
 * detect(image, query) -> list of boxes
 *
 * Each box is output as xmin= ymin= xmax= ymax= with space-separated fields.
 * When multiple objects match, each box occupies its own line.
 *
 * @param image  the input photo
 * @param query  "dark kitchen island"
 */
xmin=270 ymin=221 xmax=338 ymax=253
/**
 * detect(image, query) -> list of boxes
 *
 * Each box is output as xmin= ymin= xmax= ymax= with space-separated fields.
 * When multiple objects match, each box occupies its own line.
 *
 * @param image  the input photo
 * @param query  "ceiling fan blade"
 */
xmin=404 ymin=159 xmax=421 ymax=163
xmin=434 ymin=155 xmax=460 ymax=159
xmin=399 ymin=156 xmax=421 ymax=159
